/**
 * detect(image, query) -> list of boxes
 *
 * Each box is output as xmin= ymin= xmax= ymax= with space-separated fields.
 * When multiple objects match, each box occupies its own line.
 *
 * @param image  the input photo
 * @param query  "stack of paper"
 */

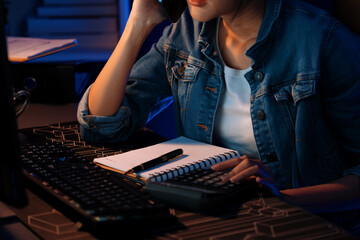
xmin=7 ymin=37 xmax=78 ymax=62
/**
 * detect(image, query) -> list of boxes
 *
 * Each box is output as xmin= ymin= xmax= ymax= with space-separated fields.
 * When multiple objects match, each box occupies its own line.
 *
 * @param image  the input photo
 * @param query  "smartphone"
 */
xmin=159 ymin=0 xmax=187 ymax=23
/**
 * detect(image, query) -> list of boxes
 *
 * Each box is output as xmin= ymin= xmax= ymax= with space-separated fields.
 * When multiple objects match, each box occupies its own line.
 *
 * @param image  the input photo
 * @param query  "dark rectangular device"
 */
xmin=159 ymin=0 xmax=187 ymax=23
xmin=145 ymin=168 xmax=257 ymax=211
xmin=0 ymin=1 xmax=28 ymax=207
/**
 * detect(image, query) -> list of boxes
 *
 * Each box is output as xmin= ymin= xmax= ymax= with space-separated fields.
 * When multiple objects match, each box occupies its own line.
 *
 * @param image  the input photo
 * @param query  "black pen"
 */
xmin=125 ymin=148 xmax=183 ymax=175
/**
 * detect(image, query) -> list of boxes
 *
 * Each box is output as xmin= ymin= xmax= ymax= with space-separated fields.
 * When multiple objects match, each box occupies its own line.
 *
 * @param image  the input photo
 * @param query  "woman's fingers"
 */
xmin=216 ymin=156 xmax=269 ymax=183
xmin=226 ymin=162 xmax=260 ymax=183
xmin=212 ymin=155 xmax=250 ymax=171
xmin=211 ymin=154 xmax=280 ymax=196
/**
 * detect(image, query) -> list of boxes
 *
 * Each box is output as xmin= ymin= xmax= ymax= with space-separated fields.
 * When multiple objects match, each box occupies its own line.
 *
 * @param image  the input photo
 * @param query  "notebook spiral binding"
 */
xmin=148 ymin=150 xmax=239 ymax=183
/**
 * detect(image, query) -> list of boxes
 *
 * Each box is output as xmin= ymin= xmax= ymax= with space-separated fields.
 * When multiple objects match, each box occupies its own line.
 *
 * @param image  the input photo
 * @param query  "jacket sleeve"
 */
xmin=321 ymin=21 xmax=360 ymax=177
xmin=77 ymin=25 xmax=174 ymax=144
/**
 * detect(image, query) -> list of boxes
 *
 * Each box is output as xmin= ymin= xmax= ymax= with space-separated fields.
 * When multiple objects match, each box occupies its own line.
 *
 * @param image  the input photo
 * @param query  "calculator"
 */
xmin=144 ymin=168 xmax=258 ymax=211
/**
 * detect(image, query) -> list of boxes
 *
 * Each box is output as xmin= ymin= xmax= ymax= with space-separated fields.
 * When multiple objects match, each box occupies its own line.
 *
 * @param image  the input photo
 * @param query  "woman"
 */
xmin=78 ymin=0 xmax=360 ymax=234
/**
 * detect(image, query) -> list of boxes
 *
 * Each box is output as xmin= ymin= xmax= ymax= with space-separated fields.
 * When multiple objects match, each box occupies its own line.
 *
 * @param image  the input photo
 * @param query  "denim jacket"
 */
xmin=78 ymin=0 xmax=360 ymax=190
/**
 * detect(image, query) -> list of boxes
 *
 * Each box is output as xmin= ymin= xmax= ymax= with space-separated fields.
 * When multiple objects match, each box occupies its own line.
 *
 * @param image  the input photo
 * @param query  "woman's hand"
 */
xmin=211 ymin=155 xmax=280 ymax=196
xmin=130 ymin=0 xmax=167 ymax=28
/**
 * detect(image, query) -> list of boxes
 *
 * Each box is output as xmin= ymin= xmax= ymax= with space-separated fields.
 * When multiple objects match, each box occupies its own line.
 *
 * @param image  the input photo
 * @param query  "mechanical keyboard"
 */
xmin=19 ymin=122 xmax=172 ymax=229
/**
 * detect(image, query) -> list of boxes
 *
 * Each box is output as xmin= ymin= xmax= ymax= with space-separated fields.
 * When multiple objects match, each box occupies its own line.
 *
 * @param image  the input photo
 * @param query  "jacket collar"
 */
xmin=198 ymin=0 xmax=283 ymax=66
xmin=247 ymin=0 xmax=283 ymax=64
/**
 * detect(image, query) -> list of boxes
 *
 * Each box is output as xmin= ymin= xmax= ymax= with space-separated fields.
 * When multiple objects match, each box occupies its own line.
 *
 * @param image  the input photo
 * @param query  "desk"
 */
xmin=4 ymin=123 xmax=358 ymax=239
xmin=4 ymin=189 xmax=356 ymax=239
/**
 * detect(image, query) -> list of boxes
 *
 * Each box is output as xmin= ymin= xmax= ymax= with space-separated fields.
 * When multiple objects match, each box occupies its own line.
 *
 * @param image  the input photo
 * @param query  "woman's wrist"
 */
xmin=124 ymin=15 xmax=157 ymax=44
xmin=127 ymin=3 xmax=166 ymax=36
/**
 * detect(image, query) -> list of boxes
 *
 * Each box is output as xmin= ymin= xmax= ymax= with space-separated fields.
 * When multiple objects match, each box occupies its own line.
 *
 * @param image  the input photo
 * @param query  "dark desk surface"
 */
xmin=4 ymin=188 xmax=357 ymax=240
xmin=2 ymin=123 xmax=357 ymax=239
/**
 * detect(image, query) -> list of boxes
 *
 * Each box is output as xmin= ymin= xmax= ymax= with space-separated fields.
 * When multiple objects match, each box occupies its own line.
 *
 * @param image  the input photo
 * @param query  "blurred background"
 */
xmin=2 ymin=0 xmax=359 ymax=139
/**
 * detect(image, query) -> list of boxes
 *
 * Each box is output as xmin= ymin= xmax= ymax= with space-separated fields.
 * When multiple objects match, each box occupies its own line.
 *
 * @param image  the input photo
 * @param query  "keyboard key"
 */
xmin=20 ymin=141 xmax=170 ymax=227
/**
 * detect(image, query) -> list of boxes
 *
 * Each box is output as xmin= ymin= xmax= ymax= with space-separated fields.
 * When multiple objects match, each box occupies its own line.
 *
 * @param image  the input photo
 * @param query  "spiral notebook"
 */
xmin=94 ymin=136 xmax=239 ymax=184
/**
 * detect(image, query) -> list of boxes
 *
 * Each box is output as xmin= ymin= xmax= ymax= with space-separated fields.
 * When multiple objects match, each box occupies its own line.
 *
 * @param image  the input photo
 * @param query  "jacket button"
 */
xmin=254 ymin=71 xmax=264 ymax=81
xmin=256 ymin=110 xmax=266 ymax=120
xmin=266 ymin=153 xmax=278 ymax=162
xmin=177 ymin=66 xmax=185 ymax=76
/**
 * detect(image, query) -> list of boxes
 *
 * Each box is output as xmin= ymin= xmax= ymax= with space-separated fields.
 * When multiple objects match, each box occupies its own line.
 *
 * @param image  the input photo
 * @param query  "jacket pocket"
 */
xmin=168 ymin=59 xmax=201 ymax=123
xmin=171 ymin=60 xmax=200 ymax=82
xmin=272 ymin=73 xmax=319 ymax=129
xmin=273 ymin=73 xmax=318 ymax=105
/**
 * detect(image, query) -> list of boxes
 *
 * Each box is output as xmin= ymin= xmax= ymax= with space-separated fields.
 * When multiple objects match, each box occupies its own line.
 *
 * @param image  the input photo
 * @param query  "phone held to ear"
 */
xmin=159 ymin=0 xmax=187 ymax=23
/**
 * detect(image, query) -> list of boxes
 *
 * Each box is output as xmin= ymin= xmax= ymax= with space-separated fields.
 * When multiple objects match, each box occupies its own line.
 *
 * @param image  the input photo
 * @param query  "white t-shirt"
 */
xmin=213 ymin=65 xmax=260 ymax=159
